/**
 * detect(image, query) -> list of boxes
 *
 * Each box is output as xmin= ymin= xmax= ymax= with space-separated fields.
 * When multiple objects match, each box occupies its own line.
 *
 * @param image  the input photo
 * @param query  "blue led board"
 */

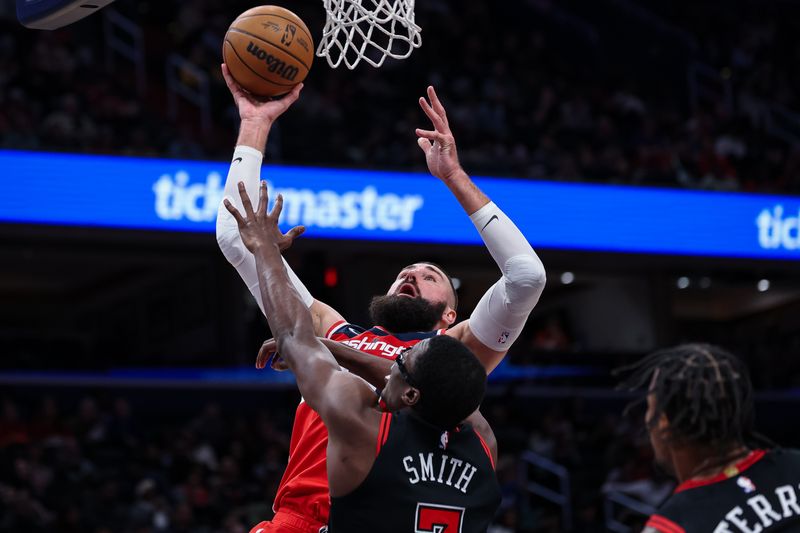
xmin=1 ymin=150 xmax=799 ymax=259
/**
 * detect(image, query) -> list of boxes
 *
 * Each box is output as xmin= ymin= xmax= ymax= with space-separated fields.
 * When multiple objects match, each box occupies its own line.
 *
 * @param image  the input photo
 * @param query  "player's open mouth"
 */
xmin=396 ymin=283 xmax=418 ymax=297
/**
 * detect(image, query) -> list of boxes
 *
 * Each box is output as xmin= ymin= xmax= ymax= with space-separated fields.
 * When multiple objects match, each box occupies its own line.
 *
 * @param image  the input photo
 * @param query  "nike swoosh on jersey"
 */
xmin=233 ymin=157 xmax=243 ymax=164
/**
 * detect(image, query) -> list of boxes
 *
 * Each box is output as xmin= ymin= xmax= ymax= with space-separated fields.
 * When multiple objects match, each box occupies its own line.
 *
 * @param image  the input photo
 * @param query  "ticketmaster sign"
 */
xmin=1 ymin=150 xmax=799 ymax=260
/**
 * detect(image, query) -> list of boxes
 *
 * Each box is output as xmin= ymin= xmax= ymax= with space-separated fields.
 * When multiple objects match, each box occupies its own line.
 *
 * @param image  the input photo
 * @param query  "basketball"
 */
xmin=223 ymin=6 xmax=314 ymax=97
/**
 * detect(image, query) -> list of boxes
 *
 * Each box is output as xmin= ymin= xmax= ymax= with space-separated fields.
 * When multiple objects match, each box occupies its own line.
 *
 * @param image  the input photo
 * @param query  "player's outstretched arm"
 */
xmin=257 ymin=336 xmax=393 ymax=389
xmin=215 ymin=64 xmax=346 ymax=336
xmin=416 ymin=86 xmax=546 ymax=372
xmin=222 ymin=181 xmax=377 ymax=432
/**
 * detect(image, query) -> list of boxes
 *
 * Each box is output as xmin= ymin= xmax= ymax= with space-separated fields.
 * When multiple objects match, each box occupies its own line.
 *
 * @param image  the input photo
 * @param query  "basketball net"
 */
xmin=317 ymin=0 xmax=421 ymax=69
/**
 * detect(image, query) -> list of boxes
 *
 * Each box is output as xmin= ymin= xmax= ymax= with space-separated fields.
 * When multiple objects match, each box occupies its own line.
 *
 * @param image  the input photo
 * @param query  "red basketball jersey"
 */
xmin=271 ymin=322 xmax=446 ymax=523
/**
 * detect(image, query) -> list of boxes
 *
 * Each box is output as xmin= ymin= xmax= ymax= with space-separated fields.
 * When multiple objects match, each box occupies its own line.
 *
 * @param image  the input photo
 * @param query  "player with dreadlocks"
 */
xmin=617 ymin=343 xmax=800 ymax=533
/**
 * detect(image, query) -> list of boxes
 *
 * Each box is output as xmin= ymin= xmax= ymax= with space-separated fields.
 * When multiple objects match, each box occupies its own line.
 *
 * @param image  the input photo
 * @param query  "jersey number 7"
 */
xmin=415 ymin=503 xmax=465 ymax=533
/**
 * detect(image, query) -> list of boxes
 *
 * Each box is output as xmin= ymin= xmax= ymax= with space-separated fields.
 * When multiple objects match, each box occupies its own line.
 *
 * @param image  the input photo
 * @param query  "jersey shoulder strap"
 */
xmin=326 ymin=321 xmax=367 ymax=339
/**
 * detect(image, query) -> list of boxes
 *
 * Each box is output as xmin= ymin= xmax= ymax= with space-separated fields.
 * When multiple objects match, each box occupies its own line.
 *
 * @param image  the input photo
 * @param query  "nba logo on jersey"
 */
xmin=737 ymin=476 xmax=756 ymax=494
xmin=497 ymin=331 xmax=510 ymax=345
xmin=439 ymin=430 xmax=449 ymax=450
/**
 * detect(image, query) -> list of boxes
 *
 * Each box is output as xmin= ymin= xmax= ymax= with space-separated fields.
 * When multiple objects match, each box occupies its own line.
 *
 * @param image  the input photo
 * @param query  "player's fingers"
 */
xmin=270 ymin=355 xmax=289 ymax=371
xmin=238 ymin=181 xmax=256 ymax=218
xmin=427 ymin=86 xmax=449 ymax=125
xmin=286 ymin=225 xmax=306 ymax=241
xmin=256 ymin=180 xmax=269 ymax=218
xmin=256 ymin=339 xmax=277 ymax=369
xmin=223 ymin=199 xmax=247 ymax=226
xmin=418 ymin=128 xmax=455 ymax=149
xmin=270 ymin=193 xmax=284 ymax=220
xmin=257 ymin=355 xmax=275 ymax=370
xmin=275 ymin=83 xmax=303 ymax=115
xmin=417 ymin=136 xmax=433 ymax=154
xmin=285 ymin=83 xmax=303 ymax=106
xmin=416 ymin=128 xmax=446 ymax=143
xmin=256 ymin=351 xmax=271 ymax=369
xmin=221 ymin=64 xmax=242 ymax=96
xmin=419 ymin=97 xmax=446 ymax=132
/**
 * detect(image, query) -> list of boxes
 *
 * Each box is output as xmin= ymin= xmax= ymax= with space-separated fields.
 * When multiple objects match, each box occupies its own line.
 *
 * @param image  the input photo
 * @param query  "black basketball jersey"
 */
xmin=328 ymin=411 xmax=501 ymax=533
xmin=646 ymin=449 xmax=800 ymax=533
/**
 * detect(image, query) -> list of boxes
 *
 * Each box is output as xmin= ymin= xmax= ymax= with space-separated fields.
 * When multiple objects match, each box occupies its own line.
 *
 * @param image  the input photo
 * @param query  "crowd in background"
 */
xmin=1 ymin=0 xmax=799 ymax=192
xmin=0 ymin=394 xmax=289 ymax=533
xmin=0 ymin=390 xmax=677 ymax=533
xmin=4 ymin=386 xmax=797 ymax=532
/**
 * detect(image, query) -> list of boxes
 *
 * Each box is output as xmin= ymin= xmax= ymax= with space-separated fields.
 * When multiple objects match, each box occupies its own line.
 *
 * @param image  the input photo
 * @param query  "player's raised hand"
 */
xmin=223 ymin=181 xmax=306 ymax=254
xmin=416 ymin=86 xmax=464 ymax=182
xmin=256 ymin=338 xmax=290 ymax=371
xmin=222 ymin=63 xmax=303 ymax=125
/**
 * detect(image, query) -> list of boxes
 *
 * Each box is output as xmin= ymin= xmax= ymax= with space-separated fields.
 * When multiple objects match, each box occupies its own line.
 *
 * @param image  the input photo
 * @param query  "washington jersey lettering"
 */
xmin=328 ymin=411 xmax=501 ymax=532
xmin=271 ymin=322 xmax=444 ymax=524
xmin=646 ymin=449 xmax=800 ymax=533
xmin=328 ymin=322 xmax=447 ymax=358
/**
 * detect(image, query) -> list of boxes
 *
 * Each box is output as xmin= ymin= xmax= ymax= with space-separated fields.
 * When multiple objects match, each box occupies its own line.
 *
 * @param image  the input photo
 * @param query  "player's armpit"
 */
xmin=446 ymin=322 xmax=507 ymax=374
xmin=310 ymin=299 xmax=347 ymax=338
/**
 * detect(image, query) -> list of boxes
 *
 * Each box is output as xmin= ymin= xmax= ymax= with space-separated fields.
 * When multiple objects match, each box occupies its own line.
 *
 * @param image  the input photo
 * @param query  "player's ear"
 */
xmin=402 ymin=386 xmax=420 ymax=407
xmin=441 ymin=307 xmax=457 ymax=327
xmin=655 ymin=413 xmax=671 ymax=438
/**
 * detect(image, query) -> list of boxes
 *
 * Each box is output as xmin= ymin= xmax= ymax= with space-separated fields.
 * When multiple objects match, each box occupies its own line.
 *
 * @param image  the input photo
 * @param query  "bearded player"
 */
xmin=224 ymin=179 xmax=501 ymax=532
xmin=216 ymin=64 xmax=546 ymax=532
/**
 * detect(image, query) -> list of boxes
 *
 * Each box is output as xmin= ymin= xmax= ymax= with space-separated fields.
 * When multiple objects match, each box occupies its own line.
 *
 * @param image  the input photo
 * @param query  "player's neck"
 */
xmin=672 ymin=443 xmax=751 ymax=483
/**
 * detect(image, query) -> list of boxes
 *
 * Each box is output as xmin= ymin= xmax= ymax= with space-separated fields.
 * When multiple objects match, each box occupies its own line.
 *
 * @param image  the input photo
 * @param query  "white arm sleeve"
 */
xmin=215 ymin=145 xmax=314 ymax=315
xmin=468 ymin=201 xmax=546 ymax=351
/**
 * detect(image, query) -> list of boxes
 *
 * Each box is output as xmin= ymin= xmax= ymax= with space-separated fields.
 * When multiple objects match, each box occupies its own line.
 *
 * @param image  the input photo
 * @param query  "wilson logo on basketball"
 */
xmin=246 ymin=41 xmax=300 ymax=81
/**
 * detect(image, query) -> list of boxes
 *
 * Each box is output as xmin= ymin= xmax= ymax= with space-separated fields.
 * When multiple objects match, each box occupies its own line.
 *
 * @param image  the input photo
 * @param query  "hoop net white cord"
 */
xmin=317 ymin=0 xmax=422 ymax=69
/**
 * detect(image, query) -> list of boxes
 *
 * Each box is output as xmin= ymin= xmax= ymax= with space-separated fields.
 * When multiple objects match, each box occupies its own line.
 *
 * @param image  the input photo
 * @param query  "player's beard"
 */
xmin=369 ymin=294 xmax=447 ymax=333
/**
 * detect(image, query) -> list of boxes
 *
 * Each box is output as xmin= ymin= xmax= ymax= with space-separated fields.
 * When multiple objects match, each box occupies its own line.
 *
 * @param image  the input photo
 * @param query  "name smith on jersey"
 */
xmin=402 ymin=453 xmax=478 ymax=494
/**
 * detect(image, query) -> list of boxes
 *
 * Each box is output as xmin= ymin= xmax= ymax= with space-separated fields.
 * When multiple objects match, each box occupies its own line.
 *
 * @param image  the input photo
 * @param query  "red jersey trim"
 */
xmin=645 ymin=514 xmax=686 ymax=533
xmin=673 ymin=449 xmax=766 ymax=494
xmin=376 ymin=412 xmax=393 ymax=456
xmin=325 ymin=320 xmax=347 ymax=339
xmin=474 ymin=430 xmax=495 ymax=470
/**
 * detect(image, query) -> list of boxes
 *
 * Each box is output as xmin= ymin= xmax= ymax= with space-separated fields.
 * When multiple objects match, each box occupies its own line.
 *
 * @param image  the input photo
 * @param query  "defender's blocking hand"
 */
xmin=223 ymin=181 xmax=305 ymax=254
